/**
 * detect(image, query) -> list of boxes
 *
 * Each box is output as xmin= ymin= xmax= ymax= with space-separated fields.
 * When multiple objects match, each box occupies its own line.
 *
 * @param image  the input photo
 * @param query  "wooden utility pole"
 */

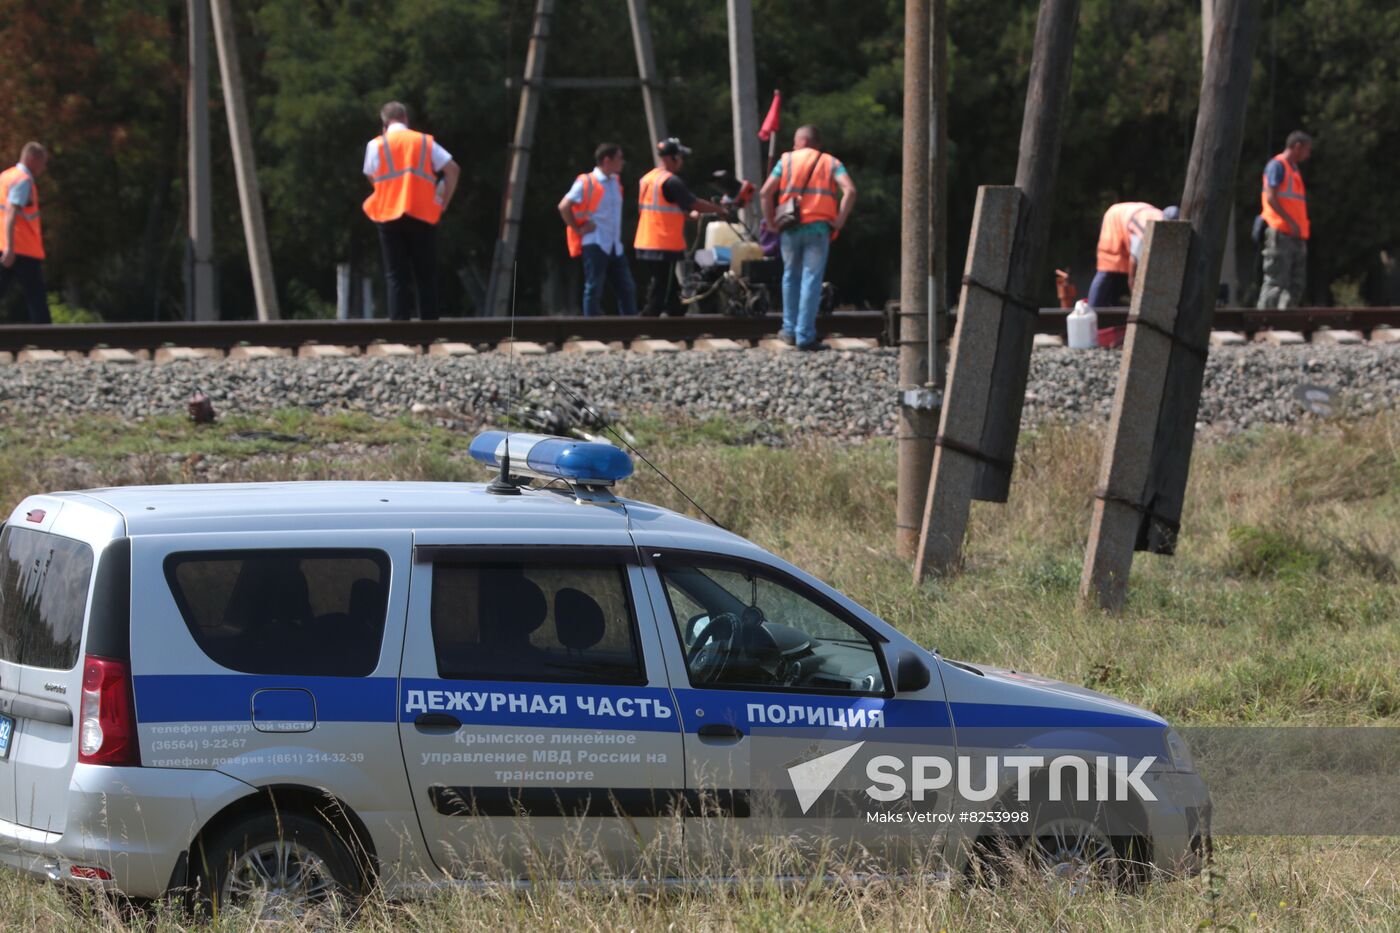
xmin=897 ymin=0 xmax=934 ymax=558
xmin=975 ymin=0 xmax=1078 ymax=502
xmin=915 ymin=0 xmax=1079 ymax=577
xmin=485 ymin=0 xmax=553 ymax=317
xmin=1081 ymin=0 xmax=1260 ymax=609
xmin=627 ymin=0 xmax=669 ymax=164
xmin=186 ymin=0 xmax=216 ymax=322
xmin=209 ymin=0 xmax=279 ymax=321
xmin=727 ymin=0 xmax=764 ymax=221
xmin=1203 ymin=0 xmax=1241 ymax=305
xmin=929 ymin=0 xmax=951 ymax=456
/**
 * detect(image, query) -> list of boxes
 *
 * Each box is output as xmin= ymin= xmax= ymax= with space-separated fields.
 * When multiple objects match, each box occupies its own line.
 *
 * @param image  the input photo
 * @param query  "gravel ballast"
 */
xmin=0 ymin=345 xmax=1396 ymax=439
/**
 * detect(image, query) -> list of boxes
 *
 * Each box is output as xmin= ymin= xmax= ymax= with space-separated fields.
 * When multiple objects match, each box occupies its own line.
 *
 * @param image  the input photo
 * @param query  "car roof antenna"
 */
xmin=544 ymin=378 xmax=726 ymax=531
xmin=487 ymin=262 xmax=523 ymax=496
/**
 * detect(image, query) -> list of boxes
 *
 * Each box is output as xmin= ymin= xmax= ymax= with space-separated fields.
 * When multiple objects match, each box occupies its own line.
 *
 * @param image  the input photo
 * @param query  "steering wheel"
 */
xmin=688 ymin=611 xmax=742 ymax=684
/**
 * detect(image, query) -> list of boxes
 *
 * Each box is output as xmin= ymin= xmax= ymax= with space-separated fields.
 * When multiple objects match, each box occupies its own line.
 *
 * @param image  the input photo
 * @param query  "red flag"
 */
xmin=758 ymin=90 xmax=781 ymax=142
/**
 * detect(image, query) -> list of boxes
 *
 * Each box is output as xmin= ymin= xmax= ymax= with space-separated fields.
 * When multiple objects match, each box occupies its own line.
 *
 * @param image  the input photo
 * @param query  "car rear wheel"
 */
xmin=194 ymin=812 xmax=361 ymax=919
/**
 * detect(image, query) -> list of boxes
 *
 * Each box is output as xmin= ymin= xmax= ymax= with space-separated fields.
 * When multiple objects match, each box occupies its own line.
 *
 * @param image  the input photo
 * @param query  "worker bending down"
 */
xmin=1088 ymin=201 xmax=1178 ymax=308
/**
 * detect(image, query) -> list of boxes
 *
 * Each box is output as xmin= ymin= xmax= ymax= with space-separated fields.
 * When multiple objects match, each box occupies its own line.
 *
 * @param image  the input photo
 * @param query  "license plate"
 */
xmin=0 ymin=714 xmax=13 ymax=760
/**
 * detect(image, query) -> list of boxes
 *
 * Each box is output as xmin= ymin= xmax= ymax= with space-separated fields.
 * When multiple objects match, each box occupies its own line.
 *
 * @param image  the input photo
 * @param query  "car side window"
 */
xmin=430 ymin=560 xmax=645 ymax=686
xmin=164 ymin=549 xmax=390 ymax=677
xmin=656 ymin=557 xmax=886 ymax=695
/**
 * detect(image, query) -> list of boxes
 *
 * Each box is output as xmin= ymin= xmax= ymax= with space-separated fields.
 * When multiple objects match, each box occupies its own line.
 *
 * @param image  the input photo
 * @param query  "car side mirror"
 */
xmin=895 ymin=652 xmax=931 ymax=693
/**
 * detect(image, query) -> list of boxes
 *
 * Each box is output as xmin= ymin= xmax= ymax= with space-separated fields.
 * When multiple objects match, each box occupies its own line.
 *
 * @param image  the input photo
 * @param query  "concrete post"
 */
xmin=727 ymin=0 xmax=764 ymax=223
xmin=915 ymin=187 xmax=1021 ymax=580
xmin=1080 ymin=221 xmax=1192 ymax=608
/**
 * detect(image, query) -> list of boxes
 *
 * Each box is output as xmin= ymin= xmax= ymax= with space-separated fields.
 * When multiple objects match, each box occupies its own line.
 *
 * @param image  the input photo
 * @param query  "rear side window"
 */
xmin=0 ymin=525 xmax=94 ymax=670
xmin=431 ymin=560 xmax=644 ymax=685
xmin=164 ymin=549 xmax=390 ymax=677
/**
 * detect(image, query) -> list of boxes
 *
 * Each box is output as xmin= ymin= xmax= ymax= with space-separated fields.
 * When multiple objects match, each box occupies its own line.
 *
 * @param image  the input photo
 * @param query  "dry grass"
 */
xmin=2 ymin=837 xmax=1396 ymax=931
xmin=0 ymin=408 xmax=1396 ymax=930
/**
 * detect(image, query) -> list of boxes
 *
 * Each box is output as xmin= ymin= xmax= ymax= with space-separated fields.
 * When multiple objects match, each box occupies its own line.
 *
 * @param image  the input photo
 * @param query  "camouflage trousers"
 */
xmin=1257 ymin=226 xmax=1307 ymax=309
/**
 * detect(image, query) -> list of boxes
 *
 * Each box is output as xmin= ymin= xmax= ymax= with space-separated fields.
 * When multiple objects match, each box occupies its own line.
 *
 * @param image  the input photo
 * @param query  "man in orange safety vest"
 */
xmin=760 ymin=125 xmax=857 ymax=350
xmin=557 ymin=142 xmax=635 ymax=316
xmin=1257 ymin=130 xmax=1312 ymax=309
xmin=363 ymin=101 xmax=460 ymax=320
xmin=635 ymin=138 xmax=726 ymax=317
xmin=0 ymin=142 xmax=51 ymax=324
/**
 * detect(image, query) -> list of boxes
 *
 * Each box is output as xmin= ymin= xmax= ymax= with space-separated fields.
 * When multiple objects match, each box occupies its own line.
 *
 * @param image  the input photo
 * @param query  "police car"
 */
xmin=0 ymin=431 xmax=1208 ymax=911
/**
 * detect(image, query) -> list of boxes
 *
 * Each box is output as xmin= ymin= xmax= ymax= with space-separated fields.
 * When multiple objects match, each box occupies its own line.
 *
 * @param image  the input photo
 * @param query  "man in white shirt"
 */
xmin=362 ymin=101 xmax=459 ymax=320
xmin=556 ymin=143 xmax=636 ymax=316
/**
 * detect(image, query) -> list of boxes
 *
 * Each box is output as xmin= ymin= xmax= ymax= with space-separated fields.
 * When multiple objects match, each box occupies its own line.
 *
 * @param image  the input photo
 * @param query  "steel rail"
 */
xmin=1 ymin=307 xmax=1396 ymax=354
xmin=1040 ymin=306 xmax=1400 ymax=335
xmin=0 ymin=313 xmax=886 ymax=353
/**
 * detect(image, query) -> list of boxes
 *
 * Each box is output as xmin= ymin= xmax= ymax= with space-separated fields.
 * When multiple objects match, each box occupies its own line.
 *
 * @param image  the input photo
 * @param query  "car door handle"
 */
xmin=414 ymin=713 xmax=461 ymax=732
xmin=697 ymin=723 xmax=745 ymax=741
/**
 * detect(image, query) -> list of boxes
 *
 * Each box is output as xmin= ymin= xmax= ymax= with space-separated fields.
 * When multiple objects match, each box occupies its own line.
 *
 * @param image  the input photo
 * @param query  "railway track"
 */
xmin=0 ymin=307 xmax=1397 ymax=357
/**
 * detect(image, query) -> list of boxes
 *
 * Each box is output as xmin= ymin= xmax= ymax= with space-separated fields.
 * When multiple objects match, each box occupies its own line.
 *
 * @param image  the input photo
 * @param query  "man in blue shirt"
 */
xmin=557 ymin=143 xmax=636 ymax=316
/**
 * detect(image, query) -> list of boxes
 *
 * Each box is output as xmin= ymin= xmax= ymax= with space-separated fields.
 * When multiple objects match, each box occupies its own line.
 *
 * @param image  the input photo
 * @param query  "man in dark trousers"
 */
xmin=362 ymin=101 xmax=460 ymax=320
xmin=1257 ymin=131 xmax=1312 ymax=309
xmin=0 ymin=142 xmax=51 ymax=324
xmin=558 ymin=142 xmax=636 ymax=316
xmin=634 ymin=138 xmax=726 ymax=317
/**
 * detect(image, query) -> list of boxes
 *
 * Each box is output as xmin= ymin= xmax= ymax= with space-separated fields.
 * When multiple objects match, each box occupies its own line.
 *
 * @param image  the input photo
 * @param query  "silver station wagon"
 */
xmin=0 ymin=431 xmax=1208 ymax=913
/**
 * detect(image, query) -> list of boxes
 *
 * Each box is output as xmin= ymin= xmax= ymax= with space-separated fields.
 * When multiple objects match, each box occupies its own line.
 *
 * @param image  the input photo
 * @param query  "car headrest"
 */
xmin=554 ymin=587 xmax=606 ymax=651
xmin=348 ymin=577 xmax=386 ymax=627
xmin=228 ymin=558 xmax=311 ymax=628
xmin=479 ymin=571 xmax=548 ymax=645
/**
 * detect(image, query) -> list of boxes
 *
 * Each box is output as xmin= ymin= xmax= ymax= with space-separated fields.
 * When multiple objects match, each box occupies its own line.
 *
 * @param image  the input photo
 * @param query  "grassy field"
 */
xmin=0 ymin=409 xmax=1396 ymax=930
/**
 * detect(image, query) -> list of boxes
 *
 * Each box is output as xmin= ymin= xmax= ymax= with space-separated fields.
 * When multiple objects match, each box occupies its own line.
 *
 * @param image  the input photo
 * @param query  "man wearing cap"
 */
xmin=557 ymin=142 xmax=636 ymax=316
xmin=635 ymin=137 xmax=726 ymax=317
xmin=0 ymin=142 xmax=51 ymax=324
xmin=1257 ymin=131 xmax=1312 ymax=309
xmin=362 ymin=101 xmax=460 ymax=320
xmin=1087 ymin=201 xmax=1178 ymax=309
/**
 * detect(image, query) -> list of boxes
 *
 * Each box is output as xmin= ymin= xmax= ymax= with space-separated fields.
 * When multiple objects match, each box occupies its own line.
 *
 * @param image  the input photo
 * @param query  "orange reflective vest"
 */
xmin=0 ymin=166 xmax=44 ymax=259
xmin=1260 ymin=152 xmax=1309 ymax=240
xmin=634 ymin=167 xmax=686 ymax=252
xmin=777 ymin=149 xmax=839 ymax=225
xmin=1095 ymin=202 xmax=1161 ymax=274
xmin=362 ymin=129 xmax=443 ymax=225
xmin=565 ymin=171 xmax=609 ymax=258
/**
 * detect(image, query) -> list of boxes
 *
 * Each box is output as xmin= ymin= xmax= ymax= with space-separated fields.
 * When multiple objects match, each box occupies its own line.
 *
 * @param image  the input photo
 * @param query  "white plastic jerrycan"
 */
xmin=1066 ymin=299 xmax=1098 ymax=349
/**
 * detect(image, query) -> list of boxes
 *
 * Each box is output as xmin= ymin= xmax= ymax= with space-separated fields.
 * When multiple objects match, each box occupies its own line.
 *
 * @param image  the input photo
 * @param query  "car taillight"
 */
xmin=78 ymin=656 xmax=140 ymax=766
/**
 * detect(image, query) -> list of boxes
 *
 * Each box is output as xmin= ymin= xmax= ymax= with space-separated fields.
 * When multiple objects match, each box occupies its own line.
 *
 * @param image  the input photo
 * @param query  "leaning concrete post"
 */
xmin=1080 ymin=221 xmax=1193 ymax=609
xmin=915 ymin=186 xmax=1021 ymax=581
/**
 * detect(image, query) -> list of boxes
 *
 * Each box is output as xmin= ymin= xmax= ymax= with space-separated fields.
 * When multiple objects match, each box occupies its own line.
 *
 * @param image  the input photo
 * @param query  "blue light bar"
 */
xmin=468 ymin=431 xmax=633 ymax=486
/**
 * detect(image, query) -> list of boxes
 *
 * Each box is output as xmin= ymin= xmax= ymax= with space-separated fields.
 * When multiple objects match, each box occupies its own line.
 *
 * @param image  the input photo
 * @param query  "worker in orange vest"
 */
xmin=362 ymin=101 xmax=460 ymax=320
xmin=0 ymin=142 xmax=51 ymax=324
xmin=1087 ymin=201 xmax=1179 ymax=309
xmin=635 ymin=138 xmax=726 ymax=317
xmin=1257 ymin=130 xmax=1312 ymax=309
xmin=760 ymin=125 xmax=857 ymax=350
xmin=557 ymin=142 xmax=635 ymax=316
